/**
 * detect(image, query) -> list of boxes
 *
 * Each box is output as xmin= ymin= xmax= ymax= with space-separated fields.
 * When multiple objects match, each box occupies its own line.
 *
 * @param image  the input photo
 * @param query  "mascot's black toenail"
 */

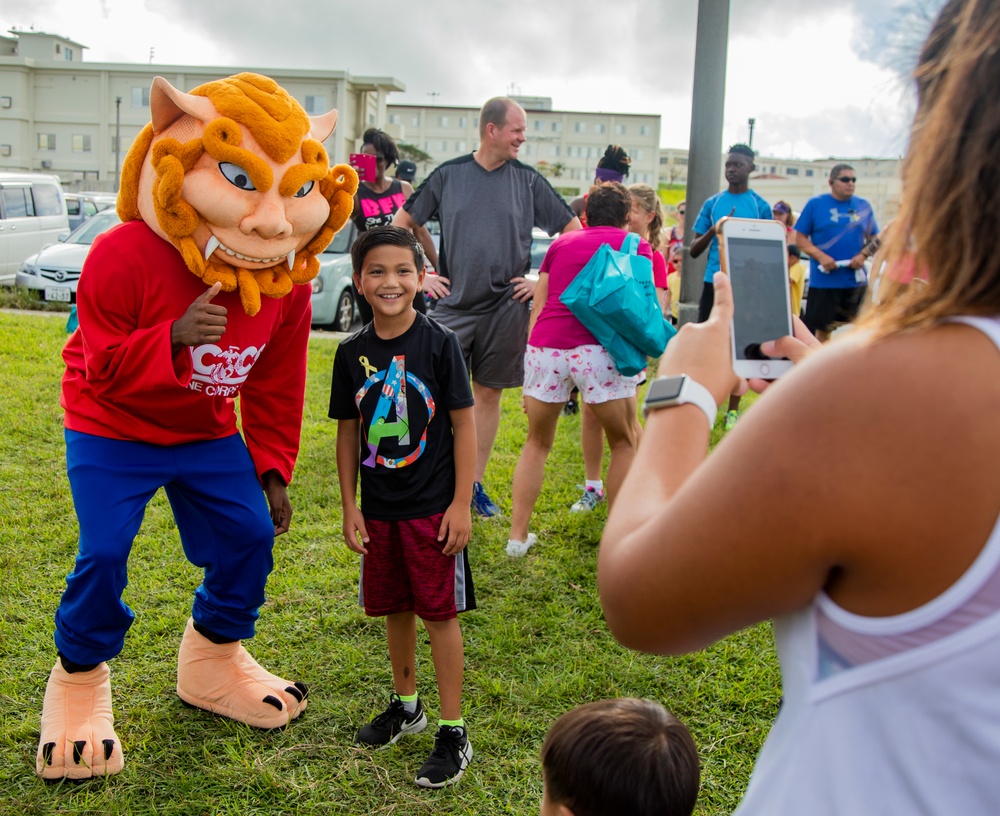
xmin=103 ymin=739 xmax=115 ymax=760
xmin=73 ymin=740 xmax=87 ymax=763
xmin=262 ymin=695 xmax=283 ymax=711
xmin=42 ymin=742 xmax=55 ymax=764
xmin=294 ymin=681 xmax=308 ymax=698
xmin=284 ymin=685 xmax=303 ymax=702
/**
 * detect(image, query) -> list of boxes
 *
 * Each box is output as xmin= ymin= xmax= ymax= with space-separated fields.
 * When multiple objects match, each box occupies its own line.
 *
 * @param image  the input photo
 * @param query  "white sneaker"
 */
xmin=506 ymin=533 xmax=537 ymax=558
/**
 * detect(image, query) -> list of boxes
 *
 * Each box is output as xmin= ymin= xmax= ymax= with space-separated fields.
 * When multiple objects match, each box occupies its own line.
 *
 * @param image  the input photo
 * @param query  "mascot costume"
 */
xmin=35 ymin=73 xmax=357 ymax=780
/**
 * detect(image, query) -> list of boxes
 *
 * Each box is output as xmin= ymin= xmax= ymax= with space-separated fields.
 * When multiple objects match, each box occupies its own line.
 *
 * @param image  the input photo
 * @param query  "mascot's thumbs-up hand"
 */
xmin=171 ymin=282 xmax=228 ymax=347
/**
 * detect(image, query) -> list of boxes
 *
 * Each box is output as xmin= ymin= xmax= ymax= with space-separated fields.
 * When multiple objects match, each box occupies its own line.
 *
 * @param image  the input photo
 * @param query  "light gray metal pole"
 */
xmin=679 ymin=0 xmax=731 ymax=326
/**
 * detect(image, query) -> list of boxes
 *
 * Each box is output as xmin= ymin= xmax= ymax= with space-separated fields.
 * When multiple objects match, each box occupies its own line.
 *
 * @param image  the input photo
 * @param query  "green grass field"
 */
xmin=0 ymin=310 xmax=778 ymax=815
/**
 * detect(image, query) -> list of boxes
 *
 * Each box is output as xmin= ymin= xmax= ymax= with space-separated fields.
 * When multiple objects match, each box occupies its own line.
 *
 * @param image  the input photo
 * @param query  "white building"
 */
xmin=0 ymin=28 xmax=404 ymax=191
xmin=386 ymin=97 xmax=661 ymax=197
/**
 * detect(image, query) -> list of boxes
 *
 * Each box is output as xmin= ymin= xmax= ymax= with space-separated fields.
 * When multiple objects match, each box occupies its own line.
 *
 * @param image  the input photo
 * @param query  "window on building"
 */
xmin=534 ymin=120 xmax=543 ymax=132
xmin=438 ymin=115 xmax=449 ymax=127
xmin=615 ymin=124 xmax=626 ymax=135
xmin=304 ymin=95 xmax=326 ymax=114
xmin=388 ymin=114 xmax=400 ymax=124
xmin=0 ymin=96 xmax=10 ymax=109
xmin=412 ymin=115 xmax=421 ymax=126
xmin=660 ymin=156 xmax=669 ymax=165
xmin=0 ymin=145 xmax=10 ymax=157
xmin=72 ymin=134 xmax=92 ymax=153
xmin=575 ymin=122 xmax=586 ymax=133
xmin=131 ymin=86 xmax=149 ymax=107
xmin=635 ymin=149 xmax=645 ymax=160
xmin=551 ymin=146 xmax=561 ymax=157
xmin=805 ymin=169 xmax=814 ymax=177
xmin=458 ymin=116 xmax=466 ymax=128
xmin=522 ymin=144 xmax=531 ymax=156
xmin=455 ymin=141 xmax=465 ymax=152
xmin=37 ymin=133 xmax=56 ymax=151
xmin=551 ymin=121 xmax=562 ymax=132
xmin=64 ymin=47 xmax=74 ymax=61
xmin=595 ymin=123 xmax=606 ymax=134
xmin=676 ymin=157 xmax=688 ymax=166
xmin=640 ymin=125 xmax=650 ymax=136
xmin=786 ymin=167 xmax=799 ymax=175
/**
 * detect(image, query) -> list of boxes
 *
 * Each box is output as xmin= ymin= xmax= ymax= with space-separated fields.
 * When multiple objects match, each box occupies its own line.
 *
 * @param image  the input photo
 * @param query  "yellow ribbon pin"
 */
xmin=359 ymin=355 xmax=377 ymax=377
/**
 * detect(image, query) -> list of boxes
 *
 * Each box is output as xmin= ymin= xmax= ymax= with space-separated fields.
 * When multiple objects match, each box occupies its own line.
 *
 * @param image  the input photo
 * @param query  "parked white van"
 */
xmin=0 ymin=173 xmax=70 ymax=284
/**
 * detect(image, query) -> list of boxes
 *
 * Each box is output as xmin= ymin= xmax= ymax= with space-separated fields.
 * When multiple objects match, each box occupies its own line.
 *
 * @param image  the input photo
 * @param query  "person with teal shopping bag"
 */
xmin=506 ymin=183 xmax=670 ymax=557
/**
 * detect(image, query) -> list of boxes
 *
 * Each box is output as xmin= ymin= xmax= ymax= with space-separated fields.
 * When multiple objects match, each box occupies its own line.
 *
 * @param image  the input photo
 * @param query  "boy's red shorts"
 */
xmin=359 ymin=513 xmax=476 ymax=622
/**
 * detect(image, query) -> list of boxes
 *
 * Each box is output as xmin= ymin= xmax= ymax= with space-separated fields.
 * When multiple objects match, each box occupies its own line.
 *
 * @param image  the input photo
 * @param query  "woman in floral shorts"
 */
xmin=506 ymin=183 xmax=654 ymax=557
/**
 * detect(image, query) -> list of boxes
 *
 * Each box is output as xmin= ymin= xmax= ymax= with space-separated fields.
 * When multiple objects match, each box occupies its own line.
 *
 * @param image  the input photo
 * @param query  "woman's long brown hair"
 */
xmin=857 ymin=0 xmax=1000 ymax=338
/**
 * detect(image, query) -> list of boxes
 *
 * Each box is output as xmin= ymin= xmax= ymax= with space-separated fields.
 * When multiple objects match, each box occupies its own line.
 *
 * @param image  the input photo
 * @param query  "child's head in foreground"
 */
xmin=350 ymin=225 xmax=425 ymax=278
xmin=540 ymin=698 xmax=700 ymax=816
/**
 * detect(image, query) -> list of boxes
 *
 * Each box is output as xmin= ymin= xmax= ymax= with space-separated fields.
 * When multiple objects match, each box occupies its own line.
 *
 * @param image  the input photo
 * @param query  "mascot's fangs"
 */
xmin=35 ymin=73 xmax=357 ymax=781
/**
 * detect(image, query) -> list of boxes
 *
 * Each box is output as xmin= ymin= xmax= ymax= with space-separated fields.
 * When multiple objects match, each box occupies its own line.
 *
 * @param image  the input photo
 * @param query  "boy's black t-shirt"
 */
xmin=329 ymin=312 xmax=474 ymax=521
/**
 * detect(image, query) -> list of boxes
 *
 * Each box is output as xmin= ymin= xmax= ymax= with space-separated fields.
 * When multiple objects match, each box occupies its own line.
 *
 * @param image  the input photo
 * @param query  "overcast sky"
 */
xmin=6 ymin=0 xmax=944 ymax=160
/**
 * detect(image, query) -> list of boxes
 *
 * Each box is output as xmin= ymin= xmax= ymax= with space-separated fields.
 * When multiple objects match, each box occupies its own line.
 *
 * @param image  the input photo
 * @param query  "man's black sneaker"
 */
xmin=355 ymin=694 xmax=427 ymax=748
xmin=414 ymin=724 xmax=473 ymax=788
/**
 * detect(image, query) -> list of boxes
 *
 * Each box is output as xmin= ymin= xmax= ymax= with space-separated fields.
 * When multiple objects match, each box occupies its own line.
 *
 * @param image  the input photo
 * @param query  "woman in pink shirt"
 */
xmin=506 ymin=183 xmax=653 ymax=557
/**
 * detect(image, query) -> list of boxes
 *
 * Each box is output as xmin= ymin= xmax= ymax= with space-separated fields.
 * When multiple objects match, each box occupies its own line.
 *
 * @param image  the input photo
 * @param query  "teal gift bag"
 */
xmin=589 ymin=233 xmax=675 ymax=356
xmin=560 ymin=234 xmax=675 ymax=376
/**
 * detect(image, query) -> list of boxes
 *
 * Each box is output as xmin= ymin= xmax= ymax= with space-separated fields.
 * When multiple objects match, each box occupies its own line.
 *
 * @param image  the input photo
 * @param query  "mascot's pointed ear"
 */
xmin=149 ymin=76 xmax=218 ymax=135
xmin=310 ymin=110 xmax=339 ymax=142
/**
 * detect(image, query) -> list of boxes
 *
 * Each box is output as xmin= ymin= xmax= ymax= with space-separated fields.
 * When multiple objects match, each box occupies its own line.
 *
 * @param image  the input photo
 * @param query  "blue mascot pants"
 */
xmin=54 ymin=430 xmax=276 ymax=665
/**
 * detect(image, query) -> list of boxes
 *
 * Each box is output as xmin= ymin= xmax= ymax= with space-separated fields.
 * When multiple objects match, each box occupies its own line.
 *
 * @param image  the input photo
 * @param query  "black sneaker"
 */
xmin=414 ymin=724 xmax=473 ymax=788
xmin=561 ymin=398 xmax=579 ymax=417
xmin=355 ymin=694 xmax=427 ymax=748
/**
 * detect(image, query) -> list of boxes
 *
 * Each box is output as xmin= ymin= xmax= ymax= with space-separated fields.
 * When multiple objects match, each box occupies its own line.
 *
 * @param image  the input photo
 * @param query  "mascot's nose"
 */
xmin=241 ymin=195 xmax=293 ymax=240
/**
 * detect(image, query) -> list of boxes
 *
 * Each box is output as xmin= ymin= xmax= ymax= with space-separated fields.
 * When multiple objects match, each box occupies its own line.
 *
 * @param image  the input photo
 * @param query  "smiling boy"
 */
xmin=328 ymin=226 xmax=476 ymax=788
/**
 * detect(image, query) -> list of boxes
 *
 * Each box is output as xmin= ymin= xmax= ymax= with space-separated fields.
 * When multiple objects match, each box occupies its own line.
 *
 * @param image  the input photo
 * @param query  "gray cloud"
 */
xmin=6 ymin=0 xmax=947 ymax=157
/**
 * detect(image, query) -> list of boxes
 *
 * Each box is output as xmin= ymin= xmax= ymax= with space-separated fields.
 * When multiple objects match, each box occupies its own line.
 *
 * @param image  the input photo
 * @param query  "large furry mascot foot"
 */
xmin=36 ymin=659 xmax=124 ymax=779
xmin=176 ymin=618 xmax=308 ymax=729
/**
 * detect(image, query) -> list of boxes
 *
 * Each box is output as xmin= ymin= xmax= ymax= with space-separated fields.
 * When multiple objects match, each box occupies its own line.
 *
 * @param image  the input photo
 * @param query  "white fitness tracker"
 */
xmin=642 ymin=375 xmax=718 ymax=427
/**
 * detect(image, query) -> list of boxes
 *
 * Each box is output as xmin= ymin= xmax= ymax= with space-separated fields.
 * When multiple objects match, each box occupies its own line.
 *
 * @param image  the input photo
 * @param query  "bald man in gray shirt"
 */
xmin=394 ymin=97 xmax=580 ymax=517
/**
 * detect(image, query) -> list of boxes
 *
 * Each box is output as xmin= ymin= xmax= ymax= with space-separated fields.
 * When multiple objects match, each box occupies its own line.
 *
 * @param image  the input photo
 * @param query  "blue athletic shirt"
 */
xmin=693 ymin=189 xmax=773 ymax=282
xmin=793 ymin=193 xmax=879 ymax=289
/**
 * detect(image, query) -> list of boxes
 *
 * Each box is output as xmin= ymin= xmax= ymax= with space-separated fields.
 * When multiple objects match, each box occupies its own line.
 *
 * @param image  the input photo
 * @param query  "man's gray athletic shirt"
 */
xmin=403 ymin=154 xmax=574 ymax=314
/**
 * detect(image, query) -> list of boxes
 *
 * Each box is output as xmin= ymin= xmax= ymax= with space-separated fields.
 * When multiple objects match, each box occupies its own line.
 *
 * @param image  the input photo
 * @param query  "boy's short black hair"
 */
xmin=541 ymin=698 xmax=700 ymax=816
xmin=727 ymin=143 xmax=756 ymax=161
xmin=350 ymin=225 xmax=425 ymax=277
xmin=585 ymin=182 xmax=632 ymax=228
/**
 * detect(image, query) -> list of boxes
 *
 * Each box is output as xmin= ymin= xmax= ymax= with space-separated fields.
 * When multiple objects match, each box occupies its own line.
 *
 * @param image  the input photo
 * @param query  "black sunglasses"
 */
xmin=836 ymin=176 xmax=857 ymax=183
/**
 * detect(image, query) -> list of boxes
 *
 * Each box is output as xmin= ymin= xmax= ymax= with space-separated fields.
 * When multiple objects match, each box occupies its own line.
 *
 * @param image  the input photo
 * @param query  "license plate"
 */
xmin=44 ymin=286 xmax=72 ymax=302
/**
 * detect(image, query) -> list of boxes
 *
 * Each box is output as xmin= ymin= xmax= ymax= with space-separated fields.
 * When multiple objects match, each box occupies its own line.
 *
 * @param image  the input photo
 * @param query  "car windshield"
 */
xmin=67 ymin=211 xmax=121 ymax=245
xmin=530 ymin=234 xmax=554 ymax=269
xmin=323 ymin=228 xmax=353 ymax=255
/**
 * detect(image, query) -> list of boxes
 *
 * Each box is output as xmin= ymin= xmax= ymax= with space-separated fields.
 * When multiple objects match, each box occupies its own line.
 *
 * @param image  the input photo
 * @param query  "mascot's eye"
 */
xmin=219 ymin=162 xmax=256 ymax=191
xmin=293 ymin=181 xmax=315 ymax=198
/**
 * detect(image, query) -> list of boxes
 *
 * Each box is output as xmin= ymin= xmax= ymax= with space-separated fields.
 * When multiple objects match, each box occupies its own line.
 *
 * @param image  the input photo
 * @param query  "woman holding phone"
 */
xmin=598 ymin=2 xmax=1000 ymax=812
xmin=352 ymin=128 xmax=437 ymax=323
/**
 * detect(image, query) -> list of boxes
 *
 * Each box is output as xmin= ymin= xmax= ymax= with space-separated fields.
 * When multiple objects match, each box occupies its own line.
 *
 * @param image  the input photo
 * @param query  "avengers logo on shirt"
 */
xmin=355 ymin=354 xmax=436 ymax=469
xmin=189 ymin=343 xmax=266 ymax=397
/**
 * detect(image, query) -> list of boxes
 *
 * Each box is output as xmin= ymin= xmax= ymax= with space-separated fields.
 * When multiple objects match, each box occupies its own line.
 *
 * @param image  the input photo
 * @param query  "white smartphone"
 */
xmin=718 ymin=217 xmax=794 ymax=379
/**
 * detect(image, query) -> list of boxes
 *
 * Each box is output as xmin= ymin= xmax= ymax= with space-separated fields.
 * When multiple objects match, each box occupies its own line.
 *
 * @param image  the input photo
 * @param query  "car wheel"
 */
xmin=334 ymin=288 xmax=355 ymax=333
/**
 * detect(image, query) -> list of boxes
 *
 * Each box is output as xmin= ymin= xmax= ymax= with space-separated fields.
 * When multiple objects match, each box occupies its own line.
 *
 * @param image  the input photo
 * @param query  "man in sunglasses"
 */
xmin=794 ymin=164 xmax=879 ymax=341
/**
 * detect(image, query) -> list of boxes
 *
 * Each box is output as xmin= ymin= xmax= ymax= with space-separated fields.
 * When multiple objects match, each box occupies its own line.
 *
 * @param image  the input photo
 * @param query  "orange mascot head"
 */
xmin=118 ymin=72 xmax=358 ymax=316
